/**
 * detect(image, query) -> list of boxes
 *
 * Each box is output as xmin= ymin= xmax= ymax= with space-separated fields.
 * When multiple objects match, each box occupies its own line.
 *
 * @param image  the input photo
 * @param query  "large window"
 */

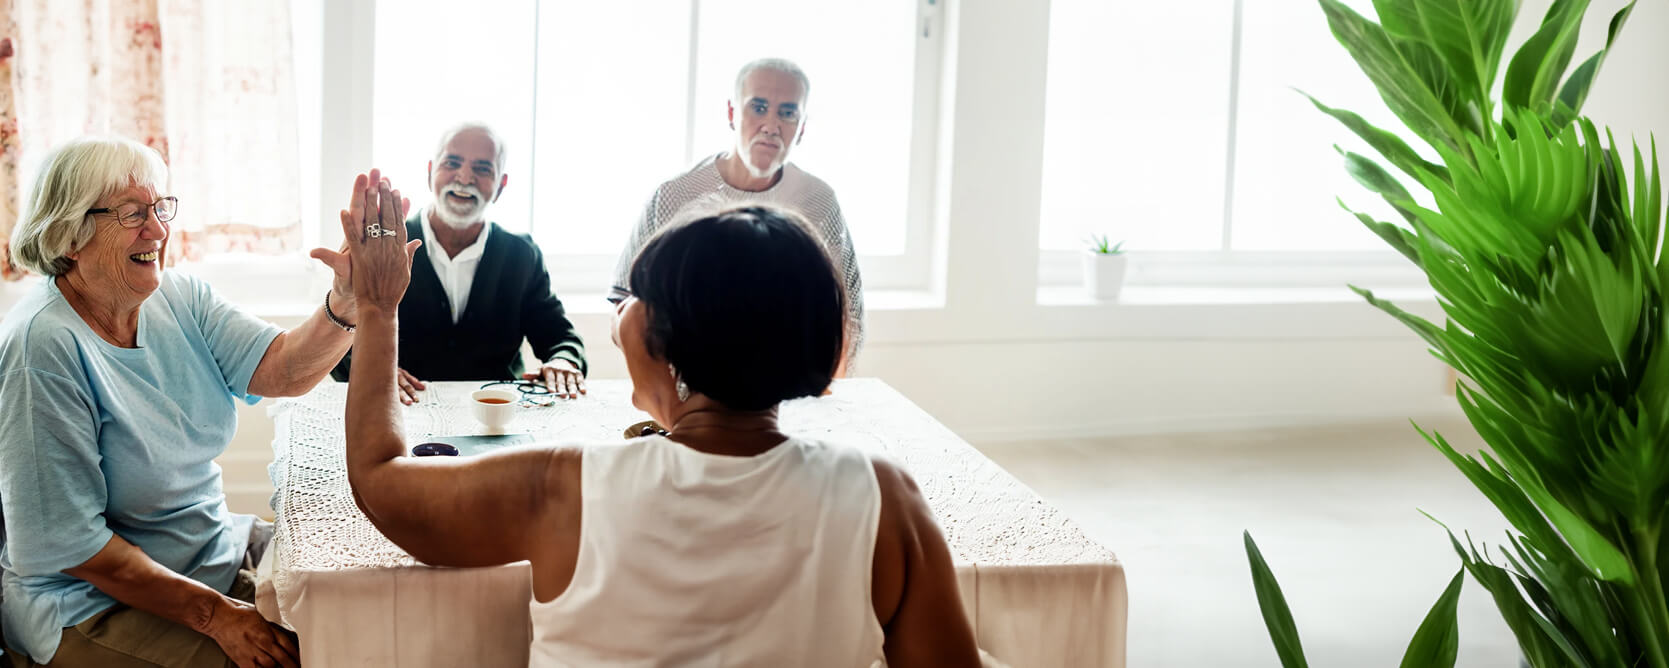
xmin=1229 ymin=0 xmax=1409 ymax=251
xmin=371 ymin=0 xmax=537 ymax=234
xmin=1040 ymin=0 xmax=1412 ymax=262
xmin=369 ymin=0 xmax=936 ymax=291
xmin=1038 ymin=0 xmax=1236 ymax=253
xmin=205 ymin=0 xmax=1667 ymax=307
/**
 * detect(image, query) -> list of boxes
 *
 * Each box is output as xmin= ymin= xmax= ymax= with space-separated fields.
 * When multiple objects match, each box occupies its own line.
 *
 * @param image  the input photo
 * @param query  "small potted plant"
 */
xmin=1083 ymin=234 xmax=1127 ymax=301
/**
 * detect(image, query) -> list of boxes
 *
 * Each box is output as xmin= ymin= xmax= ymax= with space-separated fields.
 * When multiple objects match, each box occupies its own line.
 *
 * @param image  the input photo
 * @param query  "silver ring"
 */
xmin=365 ymin=224 xmax=394 ymax=238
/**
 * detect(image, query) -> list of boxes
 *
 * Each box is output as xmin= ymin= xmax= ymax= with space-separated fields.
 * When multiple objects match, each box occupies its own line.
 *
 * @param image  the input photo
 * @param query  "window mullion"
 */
xmin=526 ymin=0 xmax=543 ymax=238
xmin=1220 ymin=0 xmax=1245 ymax=252
xmin=682 ymin=0 xmax=702 ymax=167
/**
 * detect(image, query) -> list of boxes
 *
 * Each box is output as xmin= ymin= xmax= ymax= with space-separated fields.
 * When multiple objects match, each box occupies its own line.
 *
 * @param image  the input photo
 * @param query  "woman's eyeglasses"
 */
xmin=88 ymin=196 xmax=178 ymax=228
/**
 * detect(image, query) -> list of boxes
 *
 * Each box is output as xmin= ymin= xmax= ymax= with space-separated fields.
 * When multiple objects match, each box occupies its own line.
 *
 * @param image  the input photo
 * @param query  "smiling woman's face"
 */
xmin=67 ymin=180 xmax=170 ymax=303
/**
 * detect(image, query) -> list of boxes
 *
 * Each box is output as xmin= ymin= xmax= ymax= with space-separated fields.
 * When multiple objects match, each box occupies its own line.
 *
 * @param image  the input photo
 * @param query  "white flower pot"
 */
xmin=1083 ymin=251 xmax=1128 ymax=301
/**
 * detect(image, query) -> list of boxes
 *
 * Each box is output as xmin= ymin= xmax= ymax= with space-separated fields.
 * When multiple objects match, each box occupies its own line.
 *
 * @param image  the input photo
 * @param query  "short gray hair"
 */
xmin=11 ymin=136 xmax=169 ymax=276
xmin=433 ymin=122 xmax=507 ymax=172
xmin=733 ymin=58 xmax=811 ymax=108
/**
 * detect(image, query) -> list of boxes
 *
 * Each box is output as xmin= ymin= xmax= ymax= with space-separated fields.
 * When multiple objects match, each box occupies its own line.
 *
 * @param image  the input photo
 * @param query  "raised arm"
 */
xmin=249 ymin=168 xmax=414 ymax=398
xmin=870 ymin=457 xmax=979 ymax=667
xmin=340 ymin=173 xmax=578 ymax=568
xmin=245 ymin=290 xmax=355 ymax=397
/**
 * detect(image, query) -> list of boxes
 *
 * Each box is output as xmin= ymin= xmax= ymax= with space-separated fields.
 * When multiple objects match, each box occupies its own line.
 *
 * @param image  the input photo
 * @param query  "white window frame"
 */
xmin=1032 ymin=0 xmax=1428 ymax=296
xmin=170 ymin=0 xmax=1430 ymax=323
xmin=292 ymin=0 xmax=945 ymax=298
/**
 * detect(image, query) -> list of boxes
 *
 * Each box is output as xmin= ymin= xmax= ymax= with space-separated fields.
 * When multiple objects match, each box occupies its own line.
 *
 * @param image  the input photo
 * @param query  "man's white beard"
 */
xmin=433 ymin=183 xmax=489 ymax=227
xmin=741 ymin=139 xmax=786 ymax=179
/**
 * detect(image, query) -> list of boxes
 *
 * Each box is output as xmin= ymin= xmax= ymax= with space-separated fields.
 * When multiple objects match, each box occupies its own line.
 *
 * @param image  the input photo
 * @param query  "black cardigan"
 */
xmin=330 ymin=214 xmax=586 ymax=382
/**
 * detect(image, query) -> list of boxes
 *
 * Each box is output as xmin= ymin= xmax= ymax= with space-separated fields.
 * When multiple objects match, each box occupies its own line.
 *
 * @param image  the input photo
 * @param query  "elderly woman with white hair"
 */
xmin=0 ymin=136 xmax=390 ymax=667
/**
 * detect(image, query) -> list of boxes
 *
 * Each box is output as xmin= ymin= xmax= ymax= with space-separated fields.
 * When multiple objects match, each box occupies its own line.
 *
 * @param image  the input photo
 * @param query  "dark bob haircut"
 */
xmin=628 ymin=204 xmax=848 ymax=412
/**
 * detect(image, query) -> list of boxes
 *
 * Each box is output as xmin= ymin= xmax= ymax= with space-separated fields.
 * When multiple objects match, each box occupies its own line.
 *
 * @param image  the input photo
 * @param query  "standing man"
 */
xmin=332 ymin=123 xmax=586 ymax=403
xmin=610 ymin=58 xmax=865 ymax=364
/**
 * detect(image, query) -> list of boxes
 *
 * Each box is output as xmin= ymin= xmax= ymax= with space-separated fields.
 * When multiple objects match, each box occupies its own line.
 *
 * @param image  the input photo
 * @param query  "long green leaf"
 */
xmin=1339 ymin=147 xmax=1418 ymax=209
xmin=1509 ymin=461 xmax=1636 ymax=585
xmin=1244 ymin=531 xmax=1309 ymax=668
xmin=1643 ymin=135 xmax=1664 ymax=277
xmin=1629 ymin=136 xmax=1660 ymax=264
xmin=1502 ymin=531 xmax=1627 ymax=667
xmin=1303 ymin=92 xmax=1450 ymax=185
xmin=1502 ymin=0 xmax=1591 ymax=111
xmin=1412 ymin=0 xmax=1517 ymax=109
xmin=1343 ymin=204 xmax=1423 ymax=266
xmin=1401 ymin=36 xmax=1483 ymax=139
xmin=1399 ymin=569 xmax=1466 ymax=668
xmin=1429 ymin=523 xmax=1583 ymax=667
xmin=1373 ymin=0 xmax=1428 ymax=42
xmin=1319 ymin=0 xmax=1472 ymax=156
xmin=1553 ymin=1 xmax=1637 ymax=126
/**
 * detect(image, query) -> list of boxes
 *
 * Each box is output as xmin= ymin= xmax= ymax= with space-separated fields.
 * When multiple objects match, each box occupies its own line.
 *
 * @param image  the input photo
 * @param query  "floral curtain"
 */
xmin=0 ymin=0 xmax=300 ymax=280
xmin=0 ymin=3 xmax=18 ymax=281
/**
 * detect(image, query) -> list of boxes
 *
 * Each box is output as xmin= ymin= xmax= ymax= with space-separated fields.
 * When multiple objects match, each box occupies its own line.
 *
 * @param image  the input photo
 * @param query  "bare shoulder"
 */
xmin=870 ymin=456 xmax=927 ymax=514
xmin=539 ymin=445 xmax=586 ymax=511
xmin=867 ymin=455 xmax=980 ymax=665
xmin=868 ymin=455 xmax=928 ymax=624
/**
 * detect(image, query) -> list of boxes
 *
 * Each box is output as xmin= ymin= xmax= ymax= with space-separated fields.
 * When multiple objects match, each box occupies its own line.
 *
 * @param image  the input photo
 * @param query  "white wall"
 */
xmin=216 ymin=301 xmax=1455 ymax=515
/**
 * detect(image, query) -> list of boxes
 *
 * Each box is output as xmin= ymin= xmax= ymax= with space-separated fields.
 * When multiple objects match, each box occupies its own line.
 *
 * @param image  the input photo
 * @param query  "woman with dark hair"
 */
xmin=341 ymin=181 xmax=978 ymax=666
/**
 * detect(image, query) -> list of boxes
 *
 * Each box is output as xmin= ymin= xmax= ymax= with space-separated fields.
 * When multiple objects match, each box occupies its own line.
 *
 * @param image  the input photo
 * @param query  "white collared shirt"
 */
xmin=421 ymin=210 xmax=490 ymax=324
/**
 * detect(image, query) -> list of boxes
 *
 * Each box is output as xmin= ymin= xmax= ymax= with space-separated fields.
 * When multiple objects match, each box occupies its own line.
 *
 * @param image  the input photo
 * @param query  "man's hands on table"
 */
xmin=396 ymin=361 xmax=585 ymax=404
xmin=396 ymin=367 xmax=426 ymax=405
xmin=524 ymin=359 xmax=586 ymax=399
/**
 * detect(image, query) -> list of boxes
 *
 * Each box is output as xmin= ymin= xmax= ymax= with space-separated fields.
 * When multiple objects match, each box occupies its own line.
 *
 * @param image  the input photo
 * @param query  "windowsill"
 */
xmin=550 ymin=288 xmax=949 ymax=316
xmin=0 ymin=266 xmax=1440 ymax=321
xmin=1036 ymin=284 xmax=1437 ymax=306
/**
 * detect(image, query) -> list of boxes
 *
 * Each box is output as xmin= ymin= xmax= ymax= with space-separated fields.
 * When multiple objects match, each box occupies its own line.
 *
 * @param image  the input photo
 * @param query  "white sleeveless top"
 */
xmin=529 ymin=435 xmax=888 ymax=668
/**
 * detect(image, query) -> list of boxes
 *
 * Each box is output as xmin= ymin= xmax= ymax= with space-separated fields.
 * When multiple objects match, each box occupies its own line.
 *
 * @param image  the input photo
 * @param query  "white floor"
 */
xmin=975 ymin=417 xmax=1522 ymax=668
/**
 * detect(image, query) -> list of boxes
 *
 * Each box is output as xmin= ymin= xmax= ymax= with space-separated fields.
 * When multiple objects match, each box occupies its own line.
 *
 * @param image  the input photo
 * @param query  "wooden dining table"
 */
xmin=256 ymin=379 xmax=1126 ymax=667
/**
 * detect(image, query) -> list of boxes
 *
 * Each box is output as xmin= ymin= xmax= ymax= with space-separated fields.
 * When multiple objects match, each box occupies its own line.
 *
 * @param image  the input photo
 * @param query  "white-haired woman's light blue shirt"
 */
xmin=0 ymin=271 xmax=279 ymax=663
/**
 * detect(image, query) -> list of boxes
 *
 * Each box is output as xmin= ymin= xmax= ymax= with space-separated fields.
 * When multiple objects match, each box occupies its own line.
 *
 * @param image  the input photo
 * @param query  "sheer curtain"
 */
xmin=0 ymin=0 xmax=300 ymax=280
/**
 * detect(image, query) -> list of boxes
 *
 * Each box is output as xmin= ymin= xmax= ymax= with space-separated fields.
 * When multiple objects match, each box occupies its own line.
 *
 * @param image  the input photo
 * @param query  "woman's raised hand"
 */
xmin=341 ymin=169 xmax=421 ymax=315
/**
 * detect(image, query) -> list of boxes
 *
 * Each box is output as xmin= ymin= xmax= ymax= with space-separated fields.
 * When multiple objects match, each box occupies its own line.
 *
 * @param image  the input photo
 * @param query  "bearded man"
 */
xmin=608 ymin=58 xmax=865 ymax=366
xmin=331 ymin=123 xmax=588 ymax=403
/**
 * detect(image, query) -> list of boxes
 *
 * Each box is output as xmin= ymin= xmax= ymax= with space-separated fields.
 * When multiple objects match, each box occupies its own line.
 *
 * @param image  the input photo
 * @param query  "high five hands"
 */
xmin=308 ymin=168 xmax=420 ymax=322
xmin=313 ymin=168 xmax=420 ymax=327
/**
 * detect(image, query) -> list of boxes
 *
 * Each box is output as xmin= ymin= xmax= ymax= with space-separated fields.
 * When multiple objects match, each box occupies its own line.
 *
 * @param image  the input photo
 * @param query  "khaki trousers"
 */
xmin=4 ymin=519 xmax=274 ymax=668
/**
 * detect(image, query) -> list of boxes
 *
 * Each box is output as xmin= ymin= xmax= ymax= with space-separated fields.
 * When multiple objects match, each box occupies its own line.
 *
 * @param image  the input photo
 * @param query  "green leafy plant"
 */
xmin=1085 ymin=234 xmax=1125 ymax=255
xmin=1245 ymin=1 xmax=1669 ymax=666
xmin=1246 ymin=531 xmax=1465 ymax=668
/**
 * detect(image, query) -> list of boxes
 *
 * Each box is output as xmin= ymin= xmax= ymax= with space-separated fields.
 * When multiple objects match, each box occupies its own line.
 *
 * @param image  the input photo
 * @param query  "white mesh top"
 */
xmin=609 ymin=153 xmax=865 ymax=356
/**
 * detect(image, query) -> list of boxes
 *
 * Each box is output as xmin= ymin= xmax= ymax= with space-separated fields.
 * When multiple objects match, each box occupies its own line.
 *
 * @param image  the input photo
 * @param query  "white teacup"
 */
xmin=470 ymin=389 xmax=518 ymax=433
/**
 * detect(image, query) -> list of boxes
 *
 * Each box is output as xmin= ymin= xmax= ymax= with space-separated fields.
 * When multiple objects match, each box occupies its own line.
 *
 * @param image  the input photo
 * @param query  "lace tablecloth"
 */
xmin=262 ymin=379 xmax=1126 ymax=667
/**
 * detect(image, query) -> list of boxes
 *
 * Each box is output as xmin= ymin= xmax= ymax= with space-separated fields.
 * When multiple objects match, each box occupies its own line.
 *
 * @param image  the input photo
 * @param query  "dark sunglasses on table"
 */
xmin=87 ymin=196 xmax=178 ymax=227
